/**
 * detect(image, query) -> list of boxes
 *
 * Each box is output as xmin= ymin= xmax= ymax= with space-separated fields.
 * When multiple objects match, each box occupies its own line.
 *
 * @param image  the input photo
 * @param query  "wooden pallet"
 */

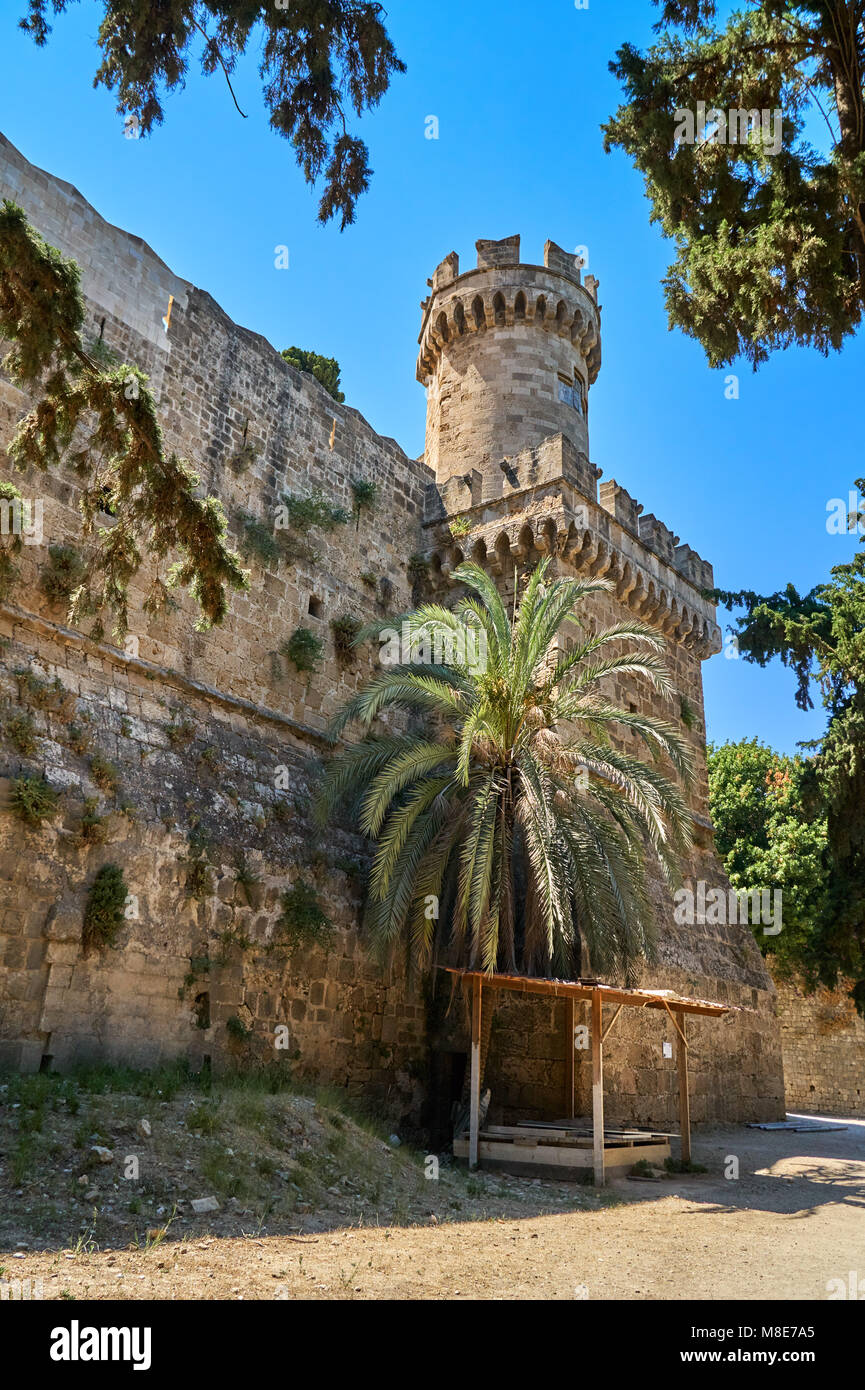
xmin=454 ymin=1124 xmax=671 ymax=1173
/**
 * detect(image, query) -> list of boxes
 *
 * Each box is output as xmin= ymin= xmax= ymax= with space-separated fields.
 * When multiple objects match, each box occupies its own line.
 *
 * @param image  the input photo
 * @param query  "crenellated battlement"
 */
xmin=417 ymin=235 xmax=601 ymax=389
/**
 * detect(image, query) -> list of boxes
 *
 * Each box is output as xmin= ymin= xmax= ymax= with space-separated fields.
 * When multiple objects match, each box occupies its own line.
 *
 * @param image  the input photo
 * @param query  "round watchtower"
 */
xmin=416 ymin=235 xmax=601 ymax=494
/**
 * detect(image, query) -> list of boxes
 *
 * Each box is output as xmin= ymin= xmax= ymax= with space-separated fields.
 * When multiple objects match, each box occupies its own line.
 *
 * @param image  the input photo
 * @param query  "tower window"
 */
xmin=557 ymin=375 xmax=585 ymax=416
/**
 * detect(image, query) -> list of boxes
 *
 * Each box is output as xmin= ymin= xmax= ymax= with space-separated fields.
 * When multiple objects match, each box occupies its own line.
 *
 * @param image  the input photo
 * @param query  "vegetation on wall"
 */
xmin=276 ymin=879 xmax=334 ymax=952
xmin=350 ymin=477 xmax=378 ymax=522
xmin=5 ymin=710 xmax=38 ymax=756
xmin=89 ymin=753 xmax=119 ymax=796
xmin=79 ymin=796 xmax=109 ymax=845
xmin=236 ymin=511 xmax=281 ymax=568
xmin=282 ymin=627 xmax=323 ymax=675
xmin=82 ymin=863 xmax=127 ymax=953
xmin=279 ymin=489 xmax=351 ymax=536
xmin=330 ymin=614 xmax=362 ymax=668
xmin=0 ymin=201 xmax=248 ymax=639
xmin=281 ymin=348 xmax=345 ymax=402
xmin=14 ymin=667 xmax=75 ymax=716
xmin=40 ymin=545 xmax=86 ymax=607
xmin=9 ymin=773 xmax=59 ymax=825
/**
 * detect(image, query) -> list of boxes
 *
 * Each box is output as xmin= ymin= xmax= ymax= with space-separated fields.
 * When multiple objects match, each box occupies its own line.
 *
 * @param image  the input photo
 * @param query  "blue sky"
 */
xmin=1 ymin=0 xmax=861 ymax=756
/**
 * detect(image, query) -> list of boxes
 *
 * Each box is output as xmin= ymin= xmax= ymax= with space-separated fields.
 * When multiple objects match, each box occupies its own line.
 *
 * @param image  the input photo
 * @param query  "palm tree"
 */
xmin=316 ymin=558 xmax=694 ymax=991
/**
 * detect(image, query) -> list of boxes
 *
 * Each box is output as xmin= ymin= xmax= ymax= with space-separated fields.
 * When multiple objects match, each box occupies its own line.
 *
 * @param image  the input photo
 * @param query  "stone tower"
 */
xmin=417 ymin=234 xmax=601 ymax=501
xmin=417 ymin=233 xmax=785 ymax=1130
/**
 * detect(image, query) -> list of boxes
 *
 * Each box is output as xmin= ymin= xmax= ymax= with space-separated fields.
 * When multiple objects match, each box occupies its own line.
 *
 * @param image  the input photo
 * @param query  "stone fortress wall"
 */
xmin=0 ymin=132 xmax=786 ymax=1134
xmin=774 ymin=972 xmax=865 ymax=1118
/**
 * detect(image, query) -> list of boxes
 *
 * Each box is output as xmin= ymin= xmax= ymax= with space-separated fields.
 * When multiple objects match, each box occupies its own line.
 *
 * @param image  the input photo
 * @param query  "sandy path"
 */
xmin=6 ymin=1116 xmax=864 ymax=1300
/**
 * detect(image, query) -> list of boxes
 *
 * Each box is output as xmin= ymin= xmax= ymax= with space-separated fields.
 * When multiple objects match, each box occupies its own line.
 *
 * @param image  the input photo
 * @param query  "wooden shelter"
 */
xmin=446 ymin=968 xmax=731 ymax=1184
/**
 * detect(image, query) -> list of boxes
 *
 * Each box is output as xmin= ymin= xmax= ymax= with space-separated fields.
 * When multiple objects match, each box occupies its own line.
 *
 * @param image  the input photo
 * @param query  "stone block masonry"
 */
xmin=0 ymin=134 xmax=785 ymax=1130
xmin=774 ymin=972 xmax=865 ymax=1118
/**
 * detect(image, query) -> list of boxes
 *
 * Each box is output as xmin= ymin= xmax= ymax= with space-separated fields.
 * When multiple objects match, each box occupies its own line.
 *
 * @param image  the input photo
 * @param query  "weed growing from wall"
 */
xmin=9 ymin=774 xmax=59 ymax=825
xmin=282 ymin=628 xmax=323 ymax=674
xmin=276 ymin=879 xmax=334 ymax=952
xmin=82 ymin=864 xmax=127 ymax=953
xmin=330 ymin=614 xmax=362 ymax=667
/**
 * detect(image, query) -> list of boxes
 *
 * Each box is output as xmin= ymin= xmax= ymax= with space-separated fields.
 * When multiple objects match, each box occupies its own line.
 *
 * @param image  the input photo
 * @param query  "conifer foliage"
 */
xmin=604 ymin=0 xmax=865 ymax=366
xmin=0 ymin=200 xmax=248 ymax=639
xmin=17 ymin=1 xmax=405 ymax=229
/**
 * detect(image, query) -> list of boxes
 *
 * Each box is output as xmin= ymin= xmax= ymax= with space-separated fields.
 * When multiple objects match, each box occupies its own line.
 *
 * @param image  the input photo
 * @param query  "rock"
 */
xmin=77 ymin=1175 xmax=88 ymax=1187
xmin=84 ymin=1189 xmax=99 ymax=1201
xmin=90 ymin=1146 xmax=113 ymax=1163
xmin=191 ymin=1196 xmax=220 ymax=1214
xmin=388 ymin=1134 xmax=401 ymax=1147
xmin=136 ymin=1119 xmax=152 ymax=1139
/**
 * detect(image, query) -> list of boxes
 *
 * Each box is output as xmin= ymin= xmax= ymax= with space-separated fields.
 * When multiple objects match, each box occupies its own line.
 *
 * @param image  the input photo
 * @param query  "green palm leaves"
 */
xmin=317 ymin=558 xmax=694 ymax=982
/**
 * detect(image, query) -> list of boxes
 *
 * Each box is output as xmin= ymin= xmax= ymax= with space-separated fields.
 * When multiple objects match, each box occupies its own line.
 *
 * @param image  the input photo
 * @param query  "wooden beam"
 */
xmin=469 ymin=974 xmax=482 ymax=1170
xmin=565 ymin=997 xmax=576 ymax=1119
xmin=591 ymin=989 xmax=605 ymax=1186
xmin=601 ymin=1003 xmax=623 ymax=1045
xmin=677 ymin=1010 xmax=691 ymax=1165
xmin=440 ymin=968 xmax=730 ymax=1017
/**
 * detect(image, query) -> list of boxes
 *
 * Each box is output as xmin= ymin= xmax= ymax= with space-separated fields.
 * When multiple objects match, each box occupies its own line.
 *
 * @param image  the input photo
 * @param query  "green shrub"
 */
xmin=280 ymin=347 xmax=345 ymax=403
xmin=282 ymin=627 xmax=323 ymax=674
xmin=10 ymin=775 xmax=59 ymax=825
xmin=350 ymin=477 xmax=378 ymax=520
xmin=226 ymin=1015 xmax=252 ymax=1042
xmin=277 ymin=880 xmax=334 ymax=951
xmin=82 ymin=864 xmax=127 ymax=952
xmin=278 ymin=489 xmax=350 ymax=535
xmin=449 ymin=515 xmax=472 ymax=539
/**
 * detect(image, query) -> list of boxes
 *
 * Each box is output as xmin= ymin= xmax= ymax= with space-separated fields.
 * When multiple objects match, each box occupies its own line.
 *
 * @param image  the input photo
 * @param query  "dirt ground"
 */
xmin=3 ymin=1099 xmax=863 ymax=1300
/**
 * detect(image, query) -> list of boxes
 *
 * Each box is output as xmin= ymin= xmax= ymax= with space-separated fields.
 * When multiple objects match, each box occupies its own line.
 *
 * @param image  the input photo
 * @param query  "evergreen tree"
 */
xmin=281 ymin=347 xmax=345 ymax=402
xmin=715 ymin=478 xmax=865 ymax=1007
xmin=18 ymin=0 xmax=405 ymax=229
xmin=604 ymin=0 xmax=865 ymax=366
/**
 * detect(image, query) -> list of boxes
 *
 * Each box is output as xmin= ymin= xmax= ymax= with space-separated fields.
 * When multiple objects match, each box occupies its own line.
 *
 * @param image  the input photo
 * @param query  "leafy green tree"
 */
xmin=18 ymin=1 xmax=405 ymax=229
xmin=281 ymin=347 xmax=345 ymax=402
xmin=604 ymin=0 xmax=865 ymax=367
xmin=317 ymin=558 xmax=694 ymax=985
xmin=707 ymin=738 xmax=828 ymax=977
xmin=0 ymin=200 xmax=247 ymax=638
xmin=715 ymin=477 xmax=865 ymax=1007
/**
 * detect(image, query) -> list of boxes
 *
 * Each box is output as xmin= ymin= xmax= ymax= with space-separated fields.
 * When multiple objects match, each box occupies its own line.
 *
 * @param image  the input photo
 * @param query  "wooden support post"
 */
xmin=677 ymin=1010 xmax=691 ymax=1165
xmin=565 ymin=997 xmax=576 ymax=1119
xmin=591 ymin=989 xmax=605 ymax=1186
xmin=469 ymin=975 xmax=482 ymax=1171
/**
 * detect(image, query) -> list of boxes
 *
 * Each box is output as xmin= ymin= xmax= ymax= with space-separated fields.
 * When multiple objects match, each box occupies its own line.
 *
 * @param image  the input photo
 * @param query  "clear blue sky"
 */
xmin=1 ymin=0 xmax=861 ymax=756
